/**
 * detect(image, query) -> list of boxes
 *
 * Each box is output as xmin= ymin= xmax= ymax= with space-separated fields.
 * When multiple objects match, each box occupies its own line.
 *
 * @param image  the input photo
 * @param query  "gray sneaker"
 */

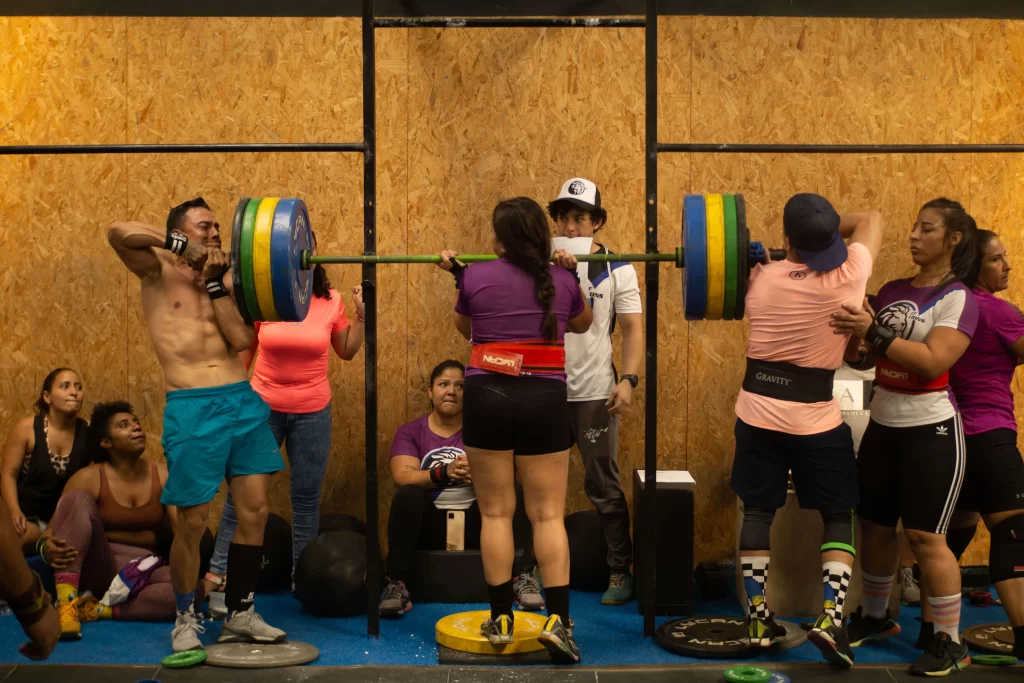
xmin=171 ymin=611 xmax=206 ymax=653
xmin=218 ymin=606 xmax=286 ymax=644
xmin=208 ymin=591 xmax=228 ymax=620
xmin=379 ymin=580 xmax=411 ymax=617
xmin=514 ymin=568 xmax=546 ymax=611
xmin=900 ymin=567 xmax=921 ymax=606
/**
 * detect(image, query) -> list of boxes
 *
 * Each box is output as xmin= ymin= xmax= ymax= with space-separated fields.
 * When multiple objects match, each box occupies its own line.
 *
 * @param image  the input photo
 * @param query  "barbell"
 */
xmin=228 ymin=194 xmax=784 ymax=324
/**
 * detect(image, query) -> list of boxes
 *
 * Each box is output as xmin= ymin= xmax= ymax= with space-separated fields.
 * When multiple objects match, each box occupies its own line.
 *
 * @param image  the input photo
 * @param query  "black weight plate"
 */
xmin=654 ymin=616 xmax=756 ymax=659
xmin=734 ymin=194 xmax=750 ymax=320
xmin=962 ymin=623 xmax=1015 ymax=655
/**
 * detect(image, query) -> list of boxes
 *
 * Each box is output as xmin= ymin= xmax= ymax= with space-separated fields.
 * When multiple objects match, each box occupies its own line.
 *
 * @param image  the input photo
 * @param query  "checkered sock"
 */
xmin=741 ymin=556 xmax=770 ymax=620
xmin=860 ymin=573 xmax=893 ymax=619
xmin=822 ymin=561 xmax=852 ymax=620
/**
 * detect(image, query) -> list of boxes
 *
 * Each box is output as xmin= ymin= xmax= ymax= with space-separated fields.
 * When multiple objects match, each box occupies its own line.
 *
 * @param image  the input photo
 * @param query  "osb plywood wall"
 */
xmin=2 ymin=16 xmax=1022 ymax=566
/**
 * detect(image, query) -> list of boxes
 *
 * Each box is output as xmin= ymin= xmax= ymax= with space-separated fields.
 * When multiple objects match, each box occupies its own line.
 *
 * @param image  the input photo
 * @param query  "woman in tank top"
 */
xmin=38 ymin=401 xmax=178 ymax=640
xmin=1 ymin=368 xmax=90 ymax=551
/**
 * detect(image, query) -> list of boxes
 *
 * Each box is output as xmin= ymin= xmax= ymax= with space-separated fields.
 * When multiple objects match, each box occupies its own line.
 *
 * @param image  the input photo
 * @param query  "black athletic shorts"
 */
xmin=731 ymin=419 xmax=859 ymax=514
xmin=957 ymin=428 xmax=1024 ymax=515
xmin=857 ymin=416 xmax=965 ymax=534
xmin=462 ymin=373 xmax=574 ymax=456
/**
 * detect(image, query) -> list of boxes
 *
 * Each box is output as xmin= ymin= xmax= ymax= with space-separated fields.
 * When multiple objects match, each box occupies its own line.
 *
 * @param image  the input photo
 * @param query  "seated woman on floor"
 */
xmin=2 ymin=368 xmax=91 ymax=551
xmin=39 ymin=401 xmax=185 ymax=640
xmin=379 ymin=360 xmax=539 ymax=616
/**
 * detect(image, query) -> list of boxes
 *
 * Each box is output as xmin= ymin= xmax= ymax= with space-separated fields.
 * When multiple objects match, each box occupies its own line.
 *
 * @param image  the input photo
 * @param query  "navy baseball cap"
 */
xmin=783 ymin=193 xmax=847 ymax=272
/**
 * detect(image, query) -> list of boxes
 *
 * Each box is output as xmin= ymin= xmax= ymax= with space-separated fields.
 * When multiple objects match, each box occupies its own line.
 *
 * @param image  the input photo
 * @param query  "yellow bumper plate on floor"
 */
xmin=435 ymin=610 xmax=547 ymax=654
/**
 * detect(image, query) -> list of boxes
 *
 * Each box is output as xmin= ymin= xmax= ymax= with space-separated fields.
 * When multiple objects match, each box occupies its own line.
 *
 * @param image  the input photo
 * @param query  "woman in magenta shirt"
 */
xmin=943 ymin=229 xmax=1024 ymax=659
xmin=206 ymin=236 xmax=364 ymax=600
xmin=438 ymin=197 xmax=592 ymax=664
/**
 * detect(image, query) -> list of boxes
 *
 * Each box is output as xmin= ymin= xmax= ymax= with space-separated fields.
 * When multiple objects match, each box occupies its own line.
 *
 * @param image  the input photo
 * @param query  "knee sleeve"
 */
xmin=740 ymin=508 xmax=775 ymax=551
xmin=821 ymin=510 xmax=856 ymax=555
xmin=988 ymin=514 xmax=1024 ymax=584
xmin=945 ymin=525 xmax=977 ymax=562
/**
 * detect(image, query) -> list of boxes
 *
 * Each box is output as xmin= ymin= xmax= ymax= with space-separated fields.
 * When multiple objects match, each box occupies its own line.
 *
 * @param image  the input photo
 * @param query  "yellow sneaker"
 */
xmin=58 ymin=599 xmax=82 ymax=640
xmin=77 ymin=593 xmax=110 ymax=622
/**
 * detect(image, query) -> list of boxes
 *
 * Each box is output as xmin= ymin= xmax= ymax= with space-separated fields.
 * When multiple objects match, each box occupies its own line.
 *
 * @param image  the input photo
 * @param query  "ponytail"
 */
xmin=492 ymin=198 xmax=559 ymax=341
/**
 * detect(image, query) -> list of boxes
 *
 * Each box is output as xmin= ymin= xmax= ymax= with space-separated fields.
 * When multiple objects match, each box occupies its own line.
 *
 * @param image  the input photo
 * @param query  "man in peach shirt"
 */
xmin=731 ymin=194 xmax=884 ymax=667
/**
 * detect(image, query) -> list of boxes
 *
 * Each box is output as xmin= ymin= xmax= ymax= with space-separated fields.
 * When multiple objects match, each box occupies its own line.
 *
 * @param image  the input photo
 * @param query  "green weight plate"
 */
xmin=240 ymin=198 xmax=263 ymax=322
xmin=972 ymin=655 xmax=1018 ymax=666
xmin=724 ymin=666 xmax=772 ymax=683
xmin=230 ymin=197 xmax=253 ymax=325
xmin=734 ymin=194 xmax=749 ymax=320
xmin=161 ymin=650 xmax=207 ymax=669
xmin=722 ymin=194 xmax=738 ymax=321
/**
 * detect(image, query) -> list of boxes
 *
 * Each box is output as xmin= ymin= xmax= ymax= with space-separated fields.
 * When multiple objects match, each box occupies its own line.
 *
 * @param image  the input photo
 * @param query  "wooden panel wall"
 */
xmin=2 ymin=16 xmax=1022 ymax=565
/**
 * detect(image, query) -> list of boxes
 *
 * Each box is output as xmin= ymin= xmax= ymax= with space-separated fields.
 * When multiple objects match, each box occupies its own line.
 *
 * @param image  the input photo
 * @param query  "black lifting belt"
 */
xmin=742 ymin=358 xmax=835 ymax=404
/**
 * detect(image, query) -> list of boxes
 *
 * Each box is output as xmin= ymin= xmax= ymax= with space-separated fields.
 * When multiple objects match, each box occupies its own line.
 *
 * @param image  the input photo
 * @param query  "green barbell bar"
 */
xmin=231 ymin=195 xmax=783 ymax=323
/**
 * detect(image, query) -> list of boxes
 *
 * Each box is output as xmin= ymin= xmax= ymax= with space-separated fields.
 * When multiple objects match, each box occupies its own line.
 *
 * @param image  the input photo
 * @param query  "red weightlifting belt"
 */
xmin=469 ymin=340 xmax=565 ymax=376
xmin=875 ymin=357 xmax=948 ymax=393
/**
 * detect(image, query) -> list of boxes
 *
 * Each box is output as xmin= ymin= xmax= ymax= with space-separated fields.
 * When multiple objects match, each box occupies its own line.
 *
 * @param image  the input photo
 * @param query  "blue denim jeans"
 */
xmin=209 ymin=403 xmax=332 ymax=580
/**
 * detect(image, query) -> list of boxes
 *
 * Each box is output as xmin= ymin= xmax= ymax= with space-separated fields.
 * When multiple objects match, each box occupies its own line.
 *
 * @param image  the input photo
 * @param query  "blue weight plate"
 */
xmin=269 ymin=198 xmax=313 ymax=322
xmin=230 ymin=197 xmax=253 ymax=325
xmin=683 ymin=194 xmax=708 ymax=320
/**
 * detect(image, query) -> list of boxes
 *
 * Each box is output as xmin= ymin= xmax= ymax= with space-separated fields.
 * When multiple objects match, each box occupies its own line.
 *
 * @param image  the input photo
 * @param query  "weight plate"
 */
xmin=683 ymin=194 xmax=708 ymax=320
xmin=774 ymin=620 xmax=807 ymax=650
xmin=722 ymin=194 xmax=738 ymax=321
xmin=654 ymin=616 xmax=756 ymax=659
xmin=204 ymin=641 xmax=319 ymax=669
xmin=269 ymin=198 xmax=313 ymax=323
xmin=240 ymin=198 xmax=263 ymax=322
xmin=972 ymin=655 xmax=1018 ymax=666
xmin=435 ymin=610 xmax=547 ymax=655
xmin=724 ymin=666 xmax=772 ymax=683
xmin=768 ymin=673 xmax=791 ymax=683
xmin=962 ymin=623 xmax=1016 ymax=655
xmin=253 ymin=198 xmax=281 ymax=322
xmin=734 ymin=194 xmax=749 ymax=320
xmin=705 ymin=193 xmax=726 ymax=320
xmin=161 ymin=650 xmax=207 ymax=669
xmin=230 ymin=197 xmax=253 ymax=325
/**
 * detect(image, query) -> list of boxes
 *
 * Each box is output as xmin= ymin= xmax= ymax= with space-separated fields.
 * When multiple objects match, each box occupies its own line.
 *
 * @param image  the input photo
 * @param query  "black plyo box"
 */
xmin=632 ymin=469 xmax=695 ymax=616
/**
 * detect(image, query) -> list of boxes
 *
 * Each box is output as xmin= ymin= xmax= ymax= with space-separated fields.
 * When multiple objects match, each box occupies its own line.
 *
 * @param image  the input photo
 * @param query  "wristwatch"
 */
xmin=619 ymin=374 xmax=639 ymax=389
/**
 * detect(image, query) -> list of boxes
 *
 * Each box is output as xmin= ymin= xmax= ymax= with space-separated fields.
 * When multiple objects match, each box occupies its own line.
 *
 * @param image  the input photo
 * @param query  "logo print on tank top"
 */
xmin=876 ymin=301 xmax=918 ymax=338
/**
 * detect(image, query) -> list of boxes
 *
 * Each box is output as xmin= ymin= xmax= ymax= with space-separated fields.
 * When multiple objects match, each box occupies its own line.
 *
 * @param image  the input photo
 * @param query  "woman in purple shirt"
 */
xmin=438 ymin=197 xmax=592 ymax=663
xmin=833 ymin=198 xmax=979 ymax=675
xmin=943 ymin=229 xmax=1024 ymax=659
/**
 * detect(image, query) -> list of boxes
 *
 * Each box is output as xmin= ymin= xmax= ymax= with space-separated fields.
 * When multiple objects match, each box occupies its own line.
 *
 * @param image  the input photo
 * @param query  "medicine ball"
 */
xmin=294 ymin=530 xmax=373 ymax=617
xmin=565 ymin=509 xmax=609 ymax=591
xmin=318 ymin=513 xmax=367 ymax=537
xmin=256 ymin=513 xmax=293 ymax=593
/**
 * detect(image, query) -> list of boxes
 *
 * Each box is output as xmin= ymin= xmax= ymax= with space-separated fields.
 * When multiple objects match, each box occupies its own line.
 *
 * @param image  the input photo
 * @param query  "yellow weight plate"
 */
xmin=435 ymin=610 xmax=546 ymax=655
xmin=253 ymin=198 xmax=281 ymax=322
xmin=705 ymin=193 xmax=726 ymax=320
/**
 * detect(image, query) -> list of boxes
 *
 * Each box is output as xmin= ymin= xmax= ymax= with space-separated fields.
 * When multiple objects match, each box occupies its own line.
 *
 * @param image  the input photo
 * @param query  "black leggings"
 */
xmin=386 ymin=483 xmax=534 ymax=582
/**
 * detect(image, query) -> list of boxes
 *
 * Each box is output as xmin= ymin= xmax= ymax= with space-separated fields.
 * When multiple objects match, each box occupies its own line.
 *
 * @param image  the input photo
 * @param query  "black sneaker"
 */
xmin=538 ymin=615 xmax=580 ymax=664
xmin=916 ymin=621 xmax=935 ymax=650
xmin=807 ymin=612 xmax=854 ymax=668
xmin=909 ymin=632 xmax=970 ymax=677
xmin=378 ymin=580 xmax=411 ymax=617
xmin=480 ymin=614 xmax=514 ymax=645
xmin=847 ymin=606 xmax=901 ymax=647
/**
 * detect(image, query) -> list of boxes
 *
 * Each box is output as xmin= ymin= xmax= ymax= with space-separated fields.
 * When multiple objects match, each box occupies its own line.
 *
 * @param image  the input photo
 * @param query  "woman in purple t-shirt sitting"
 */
xmin=438 ymin=197 xmax=592 ymax=663
xmin=379 ymin=359 xmax=533 ymax=617
xmin=944 ymin=229 xmax=1024 ymax=659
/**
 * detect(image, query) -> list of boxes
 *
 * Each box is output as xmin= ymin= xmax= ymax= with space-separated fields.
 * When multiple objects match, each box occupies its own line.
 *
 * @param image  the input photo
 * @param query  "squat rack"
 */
xmin=5 ymin=0 xmax=1024 ymax=643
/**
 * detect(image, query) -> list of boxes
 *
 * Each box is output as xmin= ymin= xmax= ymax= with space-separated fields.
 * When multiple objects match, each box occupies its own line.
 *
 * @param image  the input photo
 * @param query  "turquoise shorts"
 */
xmin=161 ymin=381 xmax=284 ymax=507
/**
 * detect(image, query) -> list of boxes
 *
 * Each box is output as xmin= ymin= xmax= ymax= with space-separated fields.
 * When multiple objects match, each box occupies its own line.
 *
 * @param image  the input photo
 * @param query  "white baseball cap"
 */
xmin=552 ymin=177 xmax=602 ymax=212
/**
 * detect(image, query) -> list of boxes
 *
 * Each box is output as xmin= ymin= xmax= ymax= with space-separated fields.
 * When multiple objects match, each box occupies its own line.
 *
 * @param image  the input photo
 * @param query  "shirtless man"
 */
xmin=107 ymin=198 xmax=286 ymax=654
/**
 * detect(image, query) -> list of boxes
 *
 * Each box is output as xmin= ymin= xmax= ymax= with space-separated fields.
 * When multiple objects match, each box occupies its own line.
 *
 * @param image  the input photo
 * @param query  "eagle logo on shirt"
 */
xmin=876 ymin=301 xmax=917 ymax=339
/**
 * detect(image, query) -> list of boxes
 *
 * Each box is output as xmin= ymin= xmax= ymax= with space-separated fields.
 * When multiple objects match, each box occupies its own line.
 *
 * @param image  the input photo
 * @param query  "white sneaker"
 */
xmin=900 ymin=567 xmax=921 ymax=606
xmin=171 ymin=611 xmax=206 ymax=652
xmin=218 ymin=606 xmax=286 ymax=644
